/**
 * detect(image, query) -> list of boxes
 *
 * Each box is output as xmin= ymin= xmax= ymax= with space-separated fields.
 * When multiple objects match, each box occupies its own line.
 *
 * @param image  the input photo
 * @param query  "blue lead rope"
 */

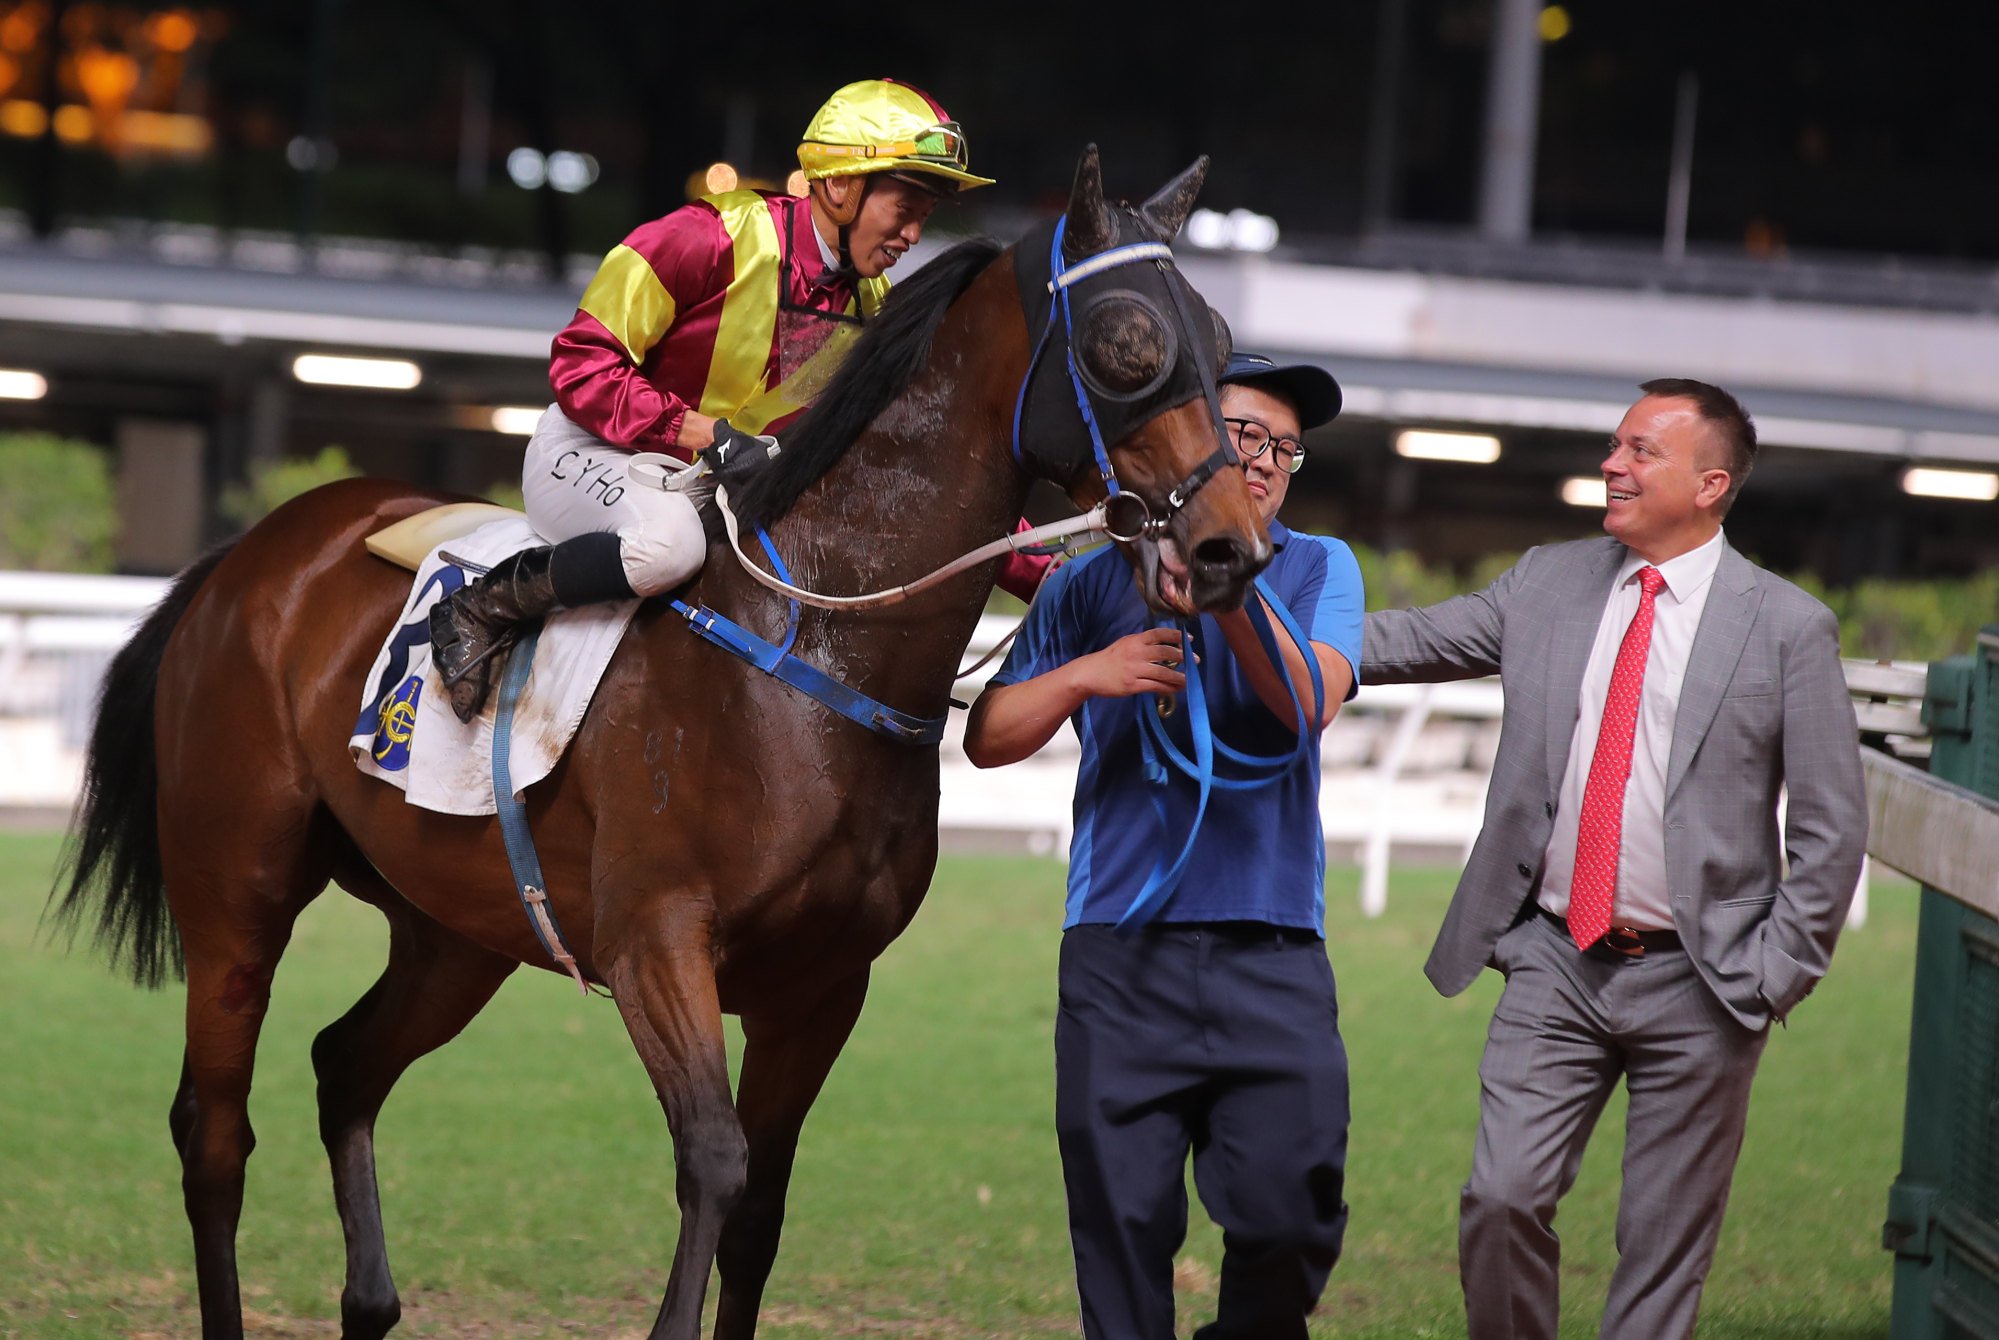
xmin=1114 ymin=577 xmax=1328 ymax=933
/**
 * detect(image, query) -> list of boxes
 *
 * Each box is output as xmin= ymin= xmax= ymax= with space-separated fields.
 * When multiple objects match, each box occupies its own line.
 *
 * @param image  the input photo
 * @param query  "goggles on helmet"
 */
xmin=803 ymin=121 xmax=969 ymax=175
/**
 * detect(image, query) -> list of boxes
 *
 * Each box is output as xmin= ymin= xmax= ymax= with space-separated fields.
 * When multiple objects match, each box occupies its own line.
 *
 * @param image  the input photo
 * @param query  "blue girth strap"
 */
xmin=491 ymin=623 xmax=597 ymax=994
xmin=1114 ymin=577 xmax=1327 ymax=933
xmin=669 ymin=598 xmax=947 ymax=746
xmin=668 ymin=523 xmax=945 ymax=746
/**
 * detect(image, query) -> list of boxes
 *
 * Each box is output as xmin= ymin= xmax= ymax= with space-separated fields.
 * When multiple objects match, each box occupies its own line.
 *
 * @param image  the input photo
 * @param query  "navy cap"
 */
xmin=1219 ymin=352 xmax=1343 ymax=430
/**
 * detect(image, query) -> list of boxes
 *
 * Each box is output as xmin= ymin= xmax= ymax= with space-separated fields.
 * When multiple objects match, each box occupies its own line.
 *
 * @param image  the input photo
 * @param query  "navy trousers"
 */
xmin=1055 ymin=922 xmax=1350 ymax=1340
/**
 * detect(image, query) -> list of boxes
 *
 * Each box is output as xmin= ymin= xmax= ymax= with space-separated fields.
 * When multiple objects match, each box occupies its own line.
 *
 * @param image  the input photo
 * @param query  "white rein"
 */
xmin=629 ymin=451 xmax=1106 ymax=678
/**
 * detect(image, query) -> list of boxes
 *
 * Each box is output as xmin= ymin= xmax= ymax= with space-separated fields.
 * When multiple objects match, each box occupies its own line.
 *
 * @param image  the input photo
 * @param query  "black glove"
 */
xmin=700 ymin=420 xmax=779 ymax=490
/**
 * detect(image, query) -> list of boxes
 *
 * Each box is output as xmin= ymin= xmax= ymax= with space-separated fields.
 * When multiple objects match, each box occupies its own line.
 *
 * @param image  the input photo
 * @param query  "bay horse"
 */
xmin=51 ymin=148 xmax=1270 ymax=1340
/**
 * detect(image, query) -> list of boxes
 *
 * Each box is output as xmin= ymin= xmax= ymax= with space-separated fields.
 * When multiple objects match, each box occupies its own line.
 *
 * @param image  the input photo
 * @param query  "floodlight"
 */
xmin=0 ymin=368 xmax=48 ymax=400
xmin=1901 ymin=467 xmax=1999 ymax=502
xmin=490 ymin=406 xmax=544 ymax=436
xmin=1561 ymin=477 xmax=1607 ymax=508
xmin=292 ymin=354 xmax=422 ymax=390
xmin=1395 ymin=430 xmax=1501 ymax=464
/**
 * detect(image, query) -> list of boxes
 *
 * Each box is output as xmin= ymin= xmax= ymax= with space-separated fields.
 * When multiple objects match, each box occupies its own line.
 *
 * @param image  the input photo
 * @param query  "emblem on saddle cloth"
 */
xmin=347 ymin=516 xmax=640 ymax=815
xmin=354 ymin=566 xmax=464 ymax=772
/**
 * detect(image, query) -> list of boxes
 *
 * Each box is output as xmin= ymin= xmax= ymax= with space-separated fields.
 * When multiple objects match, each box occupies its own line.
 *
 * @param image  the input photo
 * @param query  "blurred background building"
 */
xmin=1 ymin=0 xmax=1996 ymax=587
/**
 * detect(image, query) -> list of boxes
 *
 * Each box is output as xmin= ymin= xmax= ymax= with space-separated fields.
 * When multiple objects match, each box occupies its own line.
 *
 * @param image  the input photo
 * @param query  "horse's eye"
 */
xmin=1076 ymin=294 xmax=1174 ymax=399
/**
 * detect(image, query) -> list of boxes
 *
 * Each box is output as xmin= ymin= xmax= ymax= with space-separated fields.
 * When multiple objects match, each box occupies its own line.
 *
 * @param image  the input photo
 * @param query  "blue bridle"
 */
xmin=1010 ymin=216 xmax=1236 ymax=544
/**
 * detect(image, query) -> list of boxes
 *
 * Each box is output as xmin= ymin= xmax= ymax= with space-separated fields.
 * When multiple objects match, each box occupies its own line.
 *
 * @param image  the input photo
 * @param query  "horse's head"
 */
xmin=1013 ymin=146 xmax=1269 ymax=614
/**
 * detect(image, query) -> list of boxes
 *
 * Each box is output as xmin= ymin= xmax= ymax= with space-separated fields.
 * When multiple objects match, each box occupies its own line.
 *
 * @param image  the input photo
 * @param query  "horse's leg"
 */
xmin=712 ymin=970 xmax=871 ymax=1340
xmin=600 ymin=907 xmax=747 ymax=1340
xmin=166 ymin=834 xmax=326 ymax=1340
xmin=311 ymin=882 xmax=517 ymax=1340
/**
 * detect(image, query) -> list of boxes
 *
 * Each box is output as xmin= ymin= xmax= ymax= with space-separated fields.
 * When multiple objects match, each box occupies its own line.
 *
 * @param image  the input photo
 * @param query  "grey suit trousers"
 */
xmin=1464 ymin=914 xmax=1768 ymax=1340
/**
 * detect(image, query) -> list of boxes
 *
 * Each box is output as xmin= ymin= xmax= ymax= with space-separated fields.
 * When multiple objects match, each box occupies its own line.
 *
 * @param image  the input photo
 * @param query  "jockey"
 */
xmin=431 ymin=77 xmax=1048 ymax=722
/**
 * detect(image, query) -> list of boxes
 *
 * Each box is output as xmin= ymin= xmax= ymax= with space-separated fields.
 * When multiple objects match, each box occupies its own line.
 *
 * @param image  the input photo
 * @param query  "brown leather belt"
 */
xmin=1538 ymin=905 xmax=1681 ymax=960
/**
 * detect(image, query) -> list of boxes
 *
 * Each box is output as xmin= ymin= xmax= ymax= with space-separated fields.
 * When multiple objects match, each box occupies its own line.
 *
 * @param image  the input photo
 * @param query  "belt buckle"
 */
xmin=1602 ymin=926 xmax=1646 ymax=959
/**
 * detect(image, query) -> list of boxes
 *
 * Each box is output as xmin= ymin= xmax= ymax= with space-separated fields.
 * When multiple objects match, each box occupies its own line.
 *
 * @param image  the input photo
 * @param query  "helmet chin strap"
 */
xmin=810 ymin=177 xmax=873 ymax=277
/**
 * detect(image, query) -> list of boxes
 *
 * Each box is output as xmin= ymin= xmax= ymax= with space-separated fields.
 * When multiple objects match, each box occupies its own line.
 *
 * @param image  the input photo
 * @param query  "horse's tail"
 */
xmin=48 ymin=543 xmax=235 ymax=988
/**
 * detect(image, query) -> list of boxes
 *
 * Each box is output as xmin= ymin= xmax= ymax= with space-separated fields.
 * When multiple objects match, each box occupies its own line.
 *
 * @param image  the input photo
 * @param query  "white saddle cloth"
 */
xmin=347 ymin=518 xmax=639 ymax=815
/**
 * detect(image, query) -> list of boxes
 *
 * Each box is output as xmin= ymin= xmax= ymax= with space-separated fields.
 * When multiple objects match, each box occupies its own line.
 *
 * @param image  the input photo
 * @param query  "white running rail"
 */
xmin=0 ymin=571 xmax=1916 ymax=927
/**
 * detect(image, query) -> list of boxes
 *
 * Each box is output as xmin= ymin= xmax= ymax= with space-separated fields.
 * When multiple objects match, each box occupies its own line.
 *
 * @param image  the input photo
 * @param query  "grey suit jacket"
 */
xmin=1362 ymin=536 xmax=1868 ymax=1030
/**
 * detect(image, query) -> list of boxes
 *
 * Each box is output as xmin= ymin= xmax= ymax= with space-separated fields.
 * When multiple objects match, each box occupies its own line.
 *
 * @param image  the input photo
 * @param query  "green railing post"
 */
xmin=1888 ymin=626 xmax=1999 ymax=1338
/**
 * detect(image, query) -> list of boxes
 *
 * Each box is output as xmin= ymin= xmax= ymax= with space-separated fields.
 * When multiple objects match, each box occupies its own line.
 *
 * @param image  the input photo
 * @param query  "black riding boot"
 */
xmin=428 ymin=532 xmax=633 ymax=722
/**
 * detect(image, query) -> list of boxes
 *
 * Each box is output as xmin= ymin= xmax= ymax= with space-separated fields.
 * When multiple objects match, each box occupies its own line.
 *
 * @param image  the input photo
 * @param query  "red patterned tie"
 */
xmin=1569 ymin=565 xmax=1666 ymax=950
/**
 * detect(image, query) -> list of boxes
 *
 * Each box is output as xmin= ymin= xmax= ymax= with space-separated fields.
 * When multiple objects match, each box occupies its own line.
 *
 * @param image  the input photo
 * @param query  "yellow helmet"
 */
xmin=797 ymin=79 xmax=995 ymax=192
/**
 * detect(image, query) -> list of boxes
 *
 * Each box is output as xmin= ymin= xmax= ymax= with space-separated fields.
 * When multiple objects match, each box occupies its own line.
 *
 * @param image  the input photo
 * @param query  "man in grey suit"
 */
xmin=1362 ymin=378 xmax=1867 ymax=1339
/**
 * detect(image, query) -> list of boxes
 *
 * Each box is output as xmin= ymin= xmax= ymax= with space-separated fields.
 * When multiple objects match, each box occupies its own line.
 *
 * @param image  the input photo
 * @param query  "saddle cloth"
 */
xmin=347 ymin=517 xmax=639 ymax=815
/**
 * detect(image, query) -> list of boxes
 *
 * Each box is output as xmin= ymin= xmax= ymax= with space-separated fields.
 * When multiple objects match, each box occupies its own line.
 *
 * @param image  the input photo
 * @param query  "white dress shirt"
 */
xmin=1538 ymin=529 xmax=1725 ymax=931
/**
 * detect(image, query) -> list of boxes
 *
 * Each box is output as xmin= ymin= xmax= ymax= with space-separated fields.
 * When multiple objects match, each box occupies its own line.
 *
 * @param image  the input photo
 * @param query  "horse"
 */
xmin=50 ymin=147 xmax=1271 ymax=1340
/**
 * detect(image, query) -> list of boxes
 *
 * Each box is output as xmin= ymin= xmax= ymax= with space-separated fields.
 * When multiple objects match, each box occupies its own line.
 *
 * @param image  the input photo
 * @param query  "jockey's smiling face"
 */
xmin=817 ymin=175 xmax=941 ymax=278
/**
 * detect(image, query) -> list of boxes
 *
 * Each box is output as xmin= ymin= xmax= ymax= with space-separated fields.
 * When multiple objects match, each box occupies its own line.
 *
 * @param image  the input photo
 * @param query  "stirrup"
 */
xmin=437 ymin=628 xmax=517 ymax=689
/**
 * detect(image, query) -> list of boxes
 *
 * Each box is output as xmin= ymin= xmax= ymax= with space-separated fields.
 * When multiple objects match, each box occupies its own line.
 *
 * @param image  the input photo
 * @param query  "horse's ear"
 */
xmin=1140 ymin=155 xmax=1210 ymax=241
xmin=1065 ymin=144 xmax=1113 ymax=257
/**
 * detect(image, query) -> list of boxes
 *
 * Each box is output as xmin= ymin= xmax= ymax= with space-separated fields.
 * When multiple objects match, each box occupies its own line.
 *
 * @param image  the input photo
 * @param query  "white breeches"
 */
xmin=521 ymin=405 xmax=707 ymax=597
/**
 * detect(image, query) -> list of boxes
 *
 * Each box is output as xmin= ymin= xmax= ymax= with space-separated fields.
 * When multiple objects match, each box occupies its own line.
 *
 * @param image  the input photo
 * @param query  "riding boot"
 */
xmin=428 ymin=532 xmax=633 ymax=722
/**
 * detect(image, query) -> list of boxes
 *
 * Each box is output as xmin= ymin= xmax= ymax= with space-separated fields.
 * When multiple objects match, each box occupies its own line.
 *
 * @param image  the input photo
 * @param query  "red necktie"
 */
xmin=1569 ymin=565 xmax=1666 ymax=950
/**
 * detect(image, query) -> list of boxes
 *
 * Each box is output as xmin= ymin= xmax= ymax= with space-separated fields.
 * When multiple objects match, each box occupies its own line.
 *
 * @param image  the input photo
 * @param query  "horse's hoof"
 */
xmin=339 ymin=1283 xmax=401 ymax=1340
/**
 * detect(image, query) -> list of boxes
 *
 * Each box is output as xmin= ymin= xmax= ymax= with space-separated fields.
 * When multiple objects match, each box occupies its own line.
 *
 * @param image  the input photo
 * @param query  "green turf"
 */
xmin=1 ymin=830 xmax=1910 ymax=1337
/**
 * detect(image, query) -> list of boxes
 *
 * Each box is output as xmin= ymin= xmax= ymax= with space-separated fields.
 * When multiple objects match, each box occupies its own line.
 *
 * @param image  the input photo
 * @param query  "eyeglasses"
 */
xmin=1225 ymin=417 xmax=1308 ymax=473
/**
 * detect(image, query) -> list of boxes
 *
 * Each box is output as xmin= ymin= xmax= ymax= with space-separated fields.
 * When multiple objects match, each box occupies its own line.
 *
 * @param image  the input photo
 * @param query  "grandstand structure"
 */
xmin=2 ymin=210 xmax=1995 ymax=585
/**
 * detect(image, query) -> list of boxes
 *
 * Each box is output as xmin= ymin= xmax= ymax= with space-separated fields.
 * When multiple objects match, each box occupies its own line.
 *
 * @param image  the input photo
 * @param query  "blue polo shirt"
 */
xmin=990 ymin=521 xmax=1365 ymax=932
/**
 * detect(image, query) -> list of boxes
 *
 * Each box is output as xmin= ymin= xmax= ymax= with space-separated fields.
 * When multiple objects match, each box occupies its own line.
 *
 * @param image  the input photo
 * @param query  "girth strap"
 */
xmin=670 ymin=598 xmax=948 ymax=746
xmin=491 ymin=623 xmax=600 ymax=995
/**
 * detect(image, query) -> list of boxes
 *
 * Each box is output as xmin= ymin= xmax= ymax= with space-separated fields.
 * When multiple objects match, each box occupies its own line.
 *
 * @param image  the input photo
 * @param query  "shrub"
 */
xmin=218 ymin=446 xmax=360 ymax=527
xmin=1351 ymin=542 xmax=1468 ymax=611
xmin=0 ymin=432 xmax=118 ymax=572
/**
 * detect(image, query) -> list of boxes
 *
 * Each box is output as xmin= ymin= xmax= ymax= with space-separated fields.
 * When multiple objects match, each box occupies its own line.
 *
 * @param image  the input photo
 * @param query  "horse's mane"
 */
xmin=730 ymin=235 xmax=1007 ymax=528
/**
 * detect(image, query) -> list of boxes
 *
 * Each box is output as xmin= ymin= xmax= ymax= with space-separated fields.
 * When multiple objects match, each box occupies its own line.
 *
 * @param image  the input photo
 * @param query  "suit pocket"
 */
xmin=1717 ymin=893 xmax=1777 ymax=909
xmin=1723 ymin=677 xmax=1777 ymax=699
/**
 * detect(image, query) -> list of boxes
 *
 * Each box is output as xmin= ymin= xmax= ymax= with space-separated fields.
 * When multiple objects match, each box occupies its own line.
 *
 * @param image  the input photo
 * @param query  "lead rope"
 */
xmin=1114 ymin=578 xmax=1328 ymax=932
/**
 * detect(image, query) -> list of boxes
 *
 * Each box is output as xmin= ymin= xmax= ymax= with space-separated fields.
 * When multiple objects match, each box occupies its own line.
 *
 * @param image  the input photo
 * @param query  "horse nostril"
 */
xmin=1192 ymin=536 xmax=1250 ymax=573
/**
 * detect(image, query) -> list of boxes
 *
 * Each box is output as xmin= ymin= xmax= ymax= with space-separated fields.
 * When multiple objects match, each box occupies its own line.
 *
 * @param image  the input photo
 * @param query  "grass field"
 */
xmin=1 ymin=829 xmax=1912 ymax=1338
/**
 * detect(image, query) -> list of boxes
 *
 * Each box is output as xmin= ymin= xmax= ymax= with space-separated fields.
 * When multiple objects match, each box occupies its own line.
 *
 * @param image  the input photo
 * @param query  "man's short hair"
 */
xmin=1640 ymin=377 xmax=1757 ymax=515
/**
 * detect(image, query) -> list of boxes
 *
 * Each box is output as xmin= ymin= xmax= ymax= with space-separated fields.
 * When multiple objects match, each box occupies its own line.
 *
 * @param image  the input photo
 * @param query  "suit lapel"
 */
xmin=1666 ymin=543 xmax=1762 ymax=800
xmin=1545 ymin=543 xmax=1624 ymax=792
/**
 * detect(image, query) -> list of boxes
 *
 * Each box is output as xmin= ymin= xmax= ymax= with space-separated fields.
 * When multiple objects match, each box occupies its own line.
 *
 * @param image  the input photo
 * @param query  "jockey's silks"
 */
xmin=551 ymin=191 xmax=888 ymax=453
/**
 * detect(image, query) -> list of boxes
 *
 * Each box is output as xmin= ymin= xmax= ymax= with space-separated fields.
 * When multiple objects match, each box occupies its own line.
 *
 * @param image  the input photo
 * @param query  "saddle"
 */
xmin=347 ymin=509 xmax=640 ymax=816
xmin=365 ymin=501 xmax=524 ymax=572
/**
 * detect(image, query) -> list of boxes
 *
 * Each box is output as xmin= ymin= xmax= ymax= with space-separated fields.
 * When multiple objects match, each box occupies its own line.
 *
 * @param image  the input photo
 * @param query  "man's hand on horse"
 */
xmin=700 ymin=420 xmax=782 ymax=491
